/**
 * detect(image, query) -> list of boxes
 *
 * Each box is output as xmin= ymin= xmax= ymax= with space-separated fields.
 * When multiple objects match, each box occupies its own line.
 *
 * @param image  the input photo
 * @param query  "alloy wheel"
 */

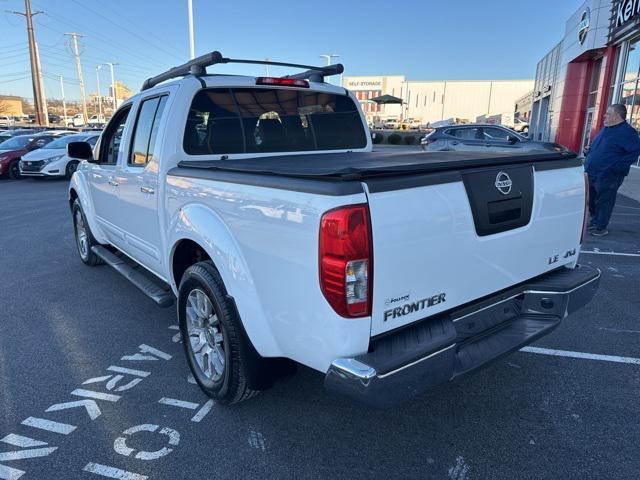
xmin=75 ymin=209 xmax=89 ymax=259
xmin=186 ymin=288 xmax=225 ymax=382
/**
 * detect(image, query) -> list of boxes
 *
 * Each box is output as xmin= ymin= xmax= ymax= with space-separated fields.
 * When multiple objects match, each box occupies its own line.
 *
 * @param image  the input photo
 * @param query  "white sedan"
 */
xmin=20 ymin=133 xmax=99 ymax=179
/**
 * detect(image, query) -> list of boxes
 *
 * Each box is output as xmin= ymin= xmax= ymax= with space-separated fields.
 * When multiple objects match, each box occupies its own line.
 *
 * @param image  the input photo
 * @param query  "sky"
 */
xmin=0 ymin=0 xmax=582 ymax=102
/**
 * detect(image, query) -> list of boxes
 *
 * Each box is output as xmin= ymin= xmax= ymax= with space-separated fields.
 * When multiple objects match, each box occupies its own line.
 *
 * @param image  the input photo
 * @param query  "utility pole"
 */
xmin=11 ymin=0 xmax=47 ymax=125
xmin=65 ymin=32 xmax=88 ymax=123
xmin=105 ymin=62 xmax=118 ymax=112
xmin=187 ymin=0 xmax=195 ymax=59
xmin=96 ymin=65 xmax=102 ymax=120
xmin=59 ymin=75 xmax=68 ymax=123
xmin=35 ymin=41 xmax=49 ymax=124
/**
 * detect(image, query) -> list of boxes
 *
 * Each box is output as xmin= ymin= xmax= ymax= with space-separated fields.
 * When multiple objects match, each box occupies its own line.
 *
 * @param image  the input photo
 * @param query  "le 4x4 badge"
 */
xmin=548 ymin=248 xmax=576 ymax=265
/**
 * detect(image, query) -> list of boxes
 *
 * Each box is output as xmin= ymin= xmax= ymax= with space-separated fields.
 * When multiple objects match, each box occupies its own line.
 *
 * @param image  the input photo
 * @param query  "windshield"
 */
xmin=184 ymin=88 xmax=367 ymax=155
xmin=46 ymin=134 xmax=89 ymax=149
xmin=0 ymin=135 xmax=33 ymax=150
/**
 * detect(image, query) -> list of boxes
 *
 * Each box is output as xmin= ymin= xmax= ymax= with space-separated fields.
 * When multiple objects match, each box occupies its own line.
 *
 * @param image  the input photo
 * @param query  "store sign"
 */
xmin=615 ymin=0 xmax=640 ymax=28
xmin=346 ymin=79 xmax=383 ymax=89
xmin=578 ymin=7 xmax=590 ymax=44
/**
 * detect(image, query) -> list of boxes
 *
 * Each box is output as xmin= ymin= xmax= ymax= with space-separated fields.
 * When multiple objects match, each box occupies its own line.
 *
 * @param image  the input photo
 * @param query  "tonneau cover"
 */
xmin=177 ymin=149 xmax=578 ymax=181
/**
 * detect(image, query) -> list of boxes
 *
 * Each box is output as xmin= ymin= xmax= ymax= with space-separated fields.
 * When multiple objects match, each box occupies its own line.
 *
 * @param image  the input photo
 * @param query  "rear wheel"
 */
xmin=72 ymin=200 xmax=102 ymax=266
xmin=8 ymin=161 xmax=20 ymax=180
xmin=178 ymin=261 xmax=259 ymax=404
xmin=65 ymin=161 xmax=79 ymax=179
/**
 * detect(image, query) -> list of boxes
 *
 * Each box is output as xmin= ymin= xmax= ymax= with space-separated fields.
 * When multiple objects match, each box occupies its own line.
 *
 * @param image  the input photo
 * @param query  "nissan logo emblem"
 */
xmin=495 ymin=172 xmax=512 ymax=195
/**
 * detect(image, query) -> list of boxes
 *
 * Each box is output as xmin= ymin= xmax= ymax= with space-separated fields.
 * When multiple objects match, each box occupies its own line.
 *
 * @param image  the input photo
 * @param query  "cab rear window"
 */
xmin=184 ymin=88 xmax=367 ymax=155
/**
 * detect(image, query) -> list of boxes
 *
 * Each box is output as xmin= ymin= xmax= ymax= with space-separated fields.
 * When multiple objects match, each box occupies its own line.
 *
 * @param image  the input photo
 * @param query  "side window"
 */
xmin=32 ymin=137 xmax=52 ymax=149
xmin=129 ymin=96 xmax=168 ymax=166
xmin=483 ymin=127 xmax=511 ymax=141
xmin=448 ymin=128 xmax=481 ymax=140
xmin=98 ymin=106 xmax=131 ymax=165
xmin=183 ymin=89 xmax=244 ymax=155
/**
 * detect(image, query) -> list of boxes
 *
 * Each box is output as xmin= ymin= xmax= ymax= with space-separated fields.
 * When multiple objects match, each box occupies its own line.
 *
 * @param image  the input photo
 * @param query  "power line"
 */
xmin=31 ymin=6 xmax=169 ymax=70
xmin=68 ymin=0 xmax=184 ymax=62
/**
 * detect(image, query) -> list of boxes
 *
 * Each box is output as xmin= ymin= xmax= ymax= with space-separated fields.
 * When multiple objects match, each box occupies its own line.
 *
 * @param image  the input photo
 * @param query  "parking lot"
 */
xmin=1 ymin=176 xmax=639 ymax=480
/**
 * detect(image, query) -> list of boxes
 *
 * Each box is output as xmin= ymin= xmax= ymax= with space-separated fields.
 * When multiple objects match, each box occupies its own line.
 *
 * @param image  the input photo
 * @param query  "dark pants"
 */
xmin=588 ymin=173 xmax=625 ymax=230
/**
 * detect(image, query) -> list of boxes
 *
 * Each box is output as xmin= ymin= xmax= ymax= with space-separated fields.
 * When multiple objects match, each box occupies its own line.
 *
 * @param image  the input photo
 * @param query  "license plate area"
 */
xmin=462 ymin=165 xmax=533 ymax=236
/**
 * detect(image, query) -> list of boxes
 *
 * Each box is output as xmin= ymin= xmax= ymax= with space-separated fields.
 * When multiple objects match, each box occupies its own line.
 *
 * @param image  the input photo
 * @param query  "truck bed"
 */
xmin=175 ymin=149 xmax=579 ymax=181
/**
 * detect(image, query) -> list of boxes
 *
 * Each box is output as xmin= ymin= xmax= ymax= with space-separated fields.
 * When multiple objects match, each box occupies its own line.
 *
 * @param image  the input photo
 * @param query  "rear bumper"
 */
xmin=325 ymin=264 xmax=600 ymax=407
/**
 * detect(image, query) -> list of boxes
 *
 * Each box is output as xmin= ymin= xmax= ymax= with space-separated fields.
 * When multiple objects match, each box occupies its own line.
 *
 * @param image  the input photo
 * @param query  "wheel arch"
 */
xmin=167 ymin=204 xmax=281 ymax=358
xmin=68 ymin=172 xmax=109 ymax=244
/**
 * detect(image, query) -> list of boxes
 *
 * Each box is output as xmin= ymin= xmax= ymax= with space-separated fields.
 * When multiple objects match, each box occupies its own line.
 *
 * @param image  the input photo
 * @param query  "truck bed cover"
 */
xmin=176 ymin=149 xmax=579 ymax=181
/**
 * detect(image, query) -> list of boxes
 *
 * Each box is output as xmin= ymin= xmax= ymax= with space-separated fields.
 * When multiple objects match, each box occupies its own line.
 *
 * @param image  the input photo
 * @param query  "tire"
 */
xmin=65 ymin=161 xmax=79 ymax=180
xmin=72 ymin=199 xmax=103 ymax=266
xmin=8 ymin=161 xmax=21 ymax=180
xmin=178 ymin=261 xmax=259 ymax=404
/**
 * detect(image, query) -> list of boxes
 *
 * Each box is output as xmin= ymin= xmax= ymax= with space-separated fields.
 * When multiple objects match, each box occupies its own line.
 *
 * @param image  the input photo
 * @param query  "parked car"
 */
xmin=67 ymin=114 xmax=86 ymax=127
xmin=382 ymin=117 xmax=400 ymax=129
xmin=0 ymin=131 xmax=73 ymax=179
xmin=68 ymin=52 xmax=598 ymax=407
xmin=400 ymin=118 xmax=421 ymax=130
xmin=20 ymin=132 xmax=99 ymax=179
xmin=0 ymin=128 xmax=35 ymax=144
xmin=420 ymin=124 xmax=567 ymax=153
xmin=48 ymin=113 xmax=62 ymax=124
xmin=513 ymin=117 xmax=529 ymax=133
xmin=0 ymin=116 xmax=14 ymax=127
xmin=88 ymin=114 xmax=107 ymax=125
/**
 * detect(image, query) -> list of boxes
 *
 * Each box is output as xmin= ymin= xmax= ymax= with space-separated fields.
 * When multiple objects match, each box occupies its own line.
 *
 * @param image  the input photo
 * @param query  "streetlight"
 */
xmin=319 ymin=54 xmax=339 ymax=85
xmin=105 ymin=62 xmax=119 ymax=112
xmin=95 ymin=65 xmax=103 ymax=120
xmin=319 ymin=53 xmax=339 ymax=66
xmin=187 ymin=0 xmax=195 ymax=60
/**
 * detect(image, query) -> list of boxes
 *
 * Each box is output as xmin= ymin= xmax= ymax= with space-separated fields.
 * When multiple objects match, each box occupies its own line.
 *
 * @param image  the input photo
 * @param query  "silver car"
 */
xmin=420 ymin=124 xmax=567 ymax=153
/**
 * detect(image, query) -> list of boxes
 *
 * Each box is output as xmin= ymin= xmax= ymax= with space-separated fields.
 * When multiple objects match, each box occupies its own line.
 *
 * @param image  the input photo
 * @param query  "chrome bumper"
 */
xmin=325 ymin=265 xmax=600 ymax=407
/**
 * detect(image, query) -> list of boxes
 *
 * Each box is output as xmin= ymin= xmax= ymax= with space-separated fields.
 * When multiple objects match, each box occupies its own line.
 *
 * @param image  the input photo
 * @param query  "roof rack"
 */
xmin=141 ymin=51 xmax=344 ymax=91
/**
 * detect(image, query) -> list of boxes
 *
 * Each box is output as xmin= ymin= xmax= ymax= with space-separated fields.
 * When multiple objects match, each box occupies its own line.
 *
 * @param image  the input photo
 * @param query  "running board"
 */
xmin=91 ymin=246 xmax=174 ymax=308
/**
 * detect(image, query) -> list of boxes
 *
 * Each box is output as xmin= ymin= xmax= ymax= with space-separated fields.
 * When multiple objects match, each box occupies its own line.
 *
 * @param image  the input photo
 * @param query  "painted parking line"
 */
xmin=520 ymin=346 xmax=640 ymax=365
xmin=580 ymin=250 xmax=640 ymax=258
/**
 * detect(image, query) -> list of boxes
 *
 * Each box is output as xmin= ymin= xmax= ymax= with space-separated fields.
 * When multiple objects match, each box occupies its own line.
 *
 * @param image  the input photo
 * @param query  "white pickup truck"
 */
xmin=67 ymin=52 xmax=600 ymax=407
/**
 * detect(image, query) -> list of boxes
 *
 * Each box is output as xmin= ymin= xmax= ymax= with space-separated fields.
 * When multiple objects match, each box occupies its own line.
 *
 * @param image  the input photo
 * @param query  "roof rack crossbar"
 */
xmin=141 ymin=51 xmax=344 ymax=90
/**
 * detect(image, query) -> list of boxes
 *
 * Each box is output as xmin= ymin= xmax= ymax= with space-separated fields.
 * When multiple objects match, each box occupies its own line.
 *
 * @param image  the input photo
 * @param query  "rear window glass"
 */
xmin=184 ymin=88 xmax=367 ymax=155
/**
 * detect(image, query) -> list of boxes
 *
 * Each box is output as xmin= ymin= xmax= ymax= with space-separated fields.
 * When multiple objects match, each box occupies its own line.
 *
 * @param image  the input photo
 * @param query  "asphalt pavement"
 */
xmin=0 ymin=176 xmax=639 ymax=480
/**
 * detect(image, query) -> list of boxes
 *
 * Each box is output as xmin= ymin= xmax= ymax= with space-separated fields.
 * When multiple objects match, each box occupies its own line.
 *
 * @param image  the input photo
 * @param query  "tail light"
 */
xmin=581 ymin=173 xmax=589 ymax=244
xmin=319 ymin=204 xmax=372 ymax=318
xmin=256 ymin=77 xmax=309 ymax=88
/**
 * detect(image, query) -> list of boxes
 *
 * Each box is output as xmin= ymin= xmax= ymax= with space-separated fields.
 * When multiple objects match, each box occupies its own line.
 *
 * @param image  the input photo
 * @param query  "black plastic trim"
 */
xmin=534 ymin=157 xmax=582 ymax=171
xmin=366 ymin=171 xmax=461 ymax=193
xmin=168 ymin=167 xmax=364 ymax=196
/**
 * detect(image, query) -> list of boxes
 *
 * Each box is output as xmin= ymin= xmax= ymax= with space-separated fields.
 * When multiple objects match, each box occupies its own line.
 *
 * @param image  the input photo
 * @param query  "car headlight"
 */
xmin=43 ymin=154 xmax=65 ymax=164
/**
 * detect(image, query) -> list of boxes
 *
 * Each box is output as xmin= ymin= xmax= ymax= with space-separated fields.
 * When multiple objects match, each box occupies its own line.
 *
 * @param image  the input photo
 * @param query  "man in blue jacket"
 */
xmin=584 ymin=104 xmax=640 ymax=236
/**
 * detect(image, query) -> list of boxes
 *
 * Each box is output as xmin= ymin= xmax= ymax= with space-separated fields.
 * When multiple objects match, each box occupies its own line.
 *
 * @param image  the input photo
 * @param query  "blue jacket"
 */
xmin=585 ymin=121 xmax=640 ymax=177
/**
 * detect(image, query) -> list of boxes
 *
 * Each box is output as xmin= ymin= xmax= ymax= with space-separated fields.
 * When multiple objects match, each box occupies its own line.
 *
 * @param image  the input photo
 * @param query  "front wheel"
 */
xmin=178 ymin=261 xmax=259 ymax=404
xmin=72 ymin=200 xmax=102 ymax=266
xmin=8 ymin=161 xmax=21 ymax=180
xmin=65 ymin=161 xmax=79 ymax=180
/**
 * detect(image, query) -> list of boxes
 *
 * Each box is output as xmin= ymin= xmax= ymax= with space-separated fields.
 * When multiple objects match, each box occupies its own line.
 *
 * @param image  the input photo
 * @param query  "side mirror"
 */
xmin=68 ymin=141 xmax=95 ymax=162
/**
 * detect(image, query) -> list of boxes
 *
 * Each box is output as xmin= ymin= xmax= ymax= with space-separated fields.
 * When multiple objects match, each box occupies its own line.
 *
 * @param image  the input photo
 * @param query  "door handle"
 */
xmin=451 ymin=141 xmax=459 ymax=145
xmin=108 ymin=179 xmax=119 ymax=187
xmin=140 ymin=186 xmax=155 ymax=194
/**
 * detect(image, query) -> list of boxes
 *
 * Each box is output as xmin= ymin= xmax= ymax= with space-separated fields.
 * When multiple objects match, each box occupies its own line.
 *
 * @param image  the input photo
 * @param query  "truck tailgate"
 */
xmin=365 ymin=163 xmax=585 ymax=336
